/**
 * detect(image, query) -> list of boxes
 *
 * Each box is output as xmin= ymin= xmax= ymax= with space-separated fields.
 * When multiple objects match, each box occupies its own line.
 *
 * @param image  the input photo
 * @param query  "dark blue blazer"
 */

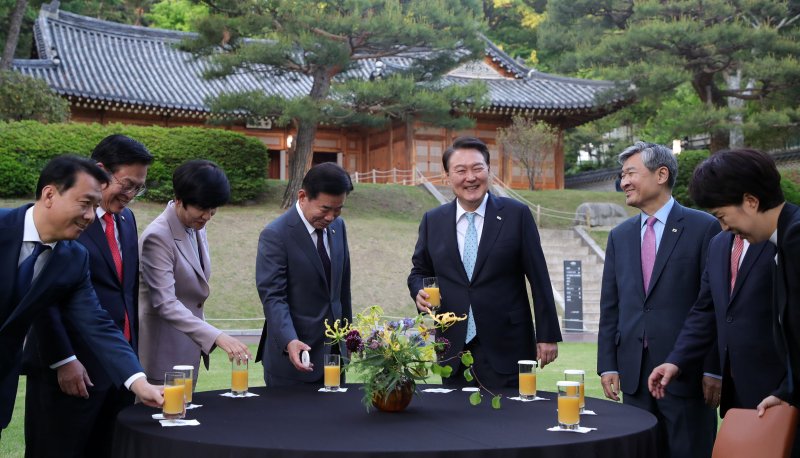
xmin=597 ymin=202 xmax=720 ymax=397
xmin=22 ymin=207 xmax=140 ymax=390
xmin=667 ymin=232 xmax=785 ymax=414
xmin=0 ymin=205 xmax=141 ymax=429
xmin=407 ymin=193 xmax=562 ymax=375
xmin=773 ymin=203 xmax=800 ymax=405
xmin=255 ymin=207 xmax=351 ymax=383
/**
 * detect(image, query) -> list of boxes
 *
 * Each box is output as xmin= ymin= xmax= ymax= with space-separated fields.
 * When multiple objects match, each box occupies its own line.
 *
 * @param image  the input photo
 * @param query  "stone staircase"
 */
xmin=538 ymin=228 xmax=604 ymax=334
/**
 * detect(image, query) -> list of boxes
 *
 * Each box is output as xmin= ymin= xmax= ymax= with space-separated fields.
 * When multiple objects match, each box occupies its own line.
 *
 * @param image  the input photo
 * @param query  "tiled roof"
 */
xmin=13 ymin=3 xmax=631 ymax=123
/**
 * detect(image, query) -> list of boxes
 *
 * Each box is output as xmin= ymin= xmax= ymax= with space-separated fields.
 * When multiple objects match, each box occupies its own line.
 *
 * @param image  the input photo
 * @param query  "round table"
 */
xmin=112 ymin=385 xmax=657 ymax=458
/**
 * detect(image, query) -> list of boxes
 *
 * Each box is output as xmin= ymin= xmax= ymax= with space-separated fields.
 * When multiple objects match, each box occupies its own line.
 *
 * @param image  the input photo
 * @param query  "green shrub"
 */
xmin=672 ymin=150 xmax=710 ymax=208
xmin=0 ymin=121 xmax=269 ymax=203
xmin=0 ymin=71 xmax=70 ymax=123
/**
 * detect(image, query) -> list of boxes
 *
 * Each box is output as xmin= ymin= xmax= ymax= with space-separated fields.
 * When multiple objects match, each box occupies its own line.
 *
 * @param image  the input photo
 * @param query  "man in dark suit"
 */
xmin=23 ymin=136 xmax=153 ymax=457
xmin=256 ymin=162 xmax=353 ymax=386
xmin=408 ymin=136 xmax=562 ymax=388
xmin=648 ymin=232 xmax=785 ymax=417
xmin=597 ymin=141 xmax=720 ymax=458
xmin=0 ymin=155 xmax=162 ymax=440
xmin=665 ymin=148 xmax=800 ymax=419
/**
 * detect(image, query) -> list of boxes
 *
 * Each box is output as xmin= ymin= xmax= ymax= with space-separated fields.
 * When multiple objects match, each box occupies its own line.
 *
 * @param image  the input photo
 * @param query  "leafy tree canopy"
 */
xmin=0 ymin=70 xmax=69 ymax=122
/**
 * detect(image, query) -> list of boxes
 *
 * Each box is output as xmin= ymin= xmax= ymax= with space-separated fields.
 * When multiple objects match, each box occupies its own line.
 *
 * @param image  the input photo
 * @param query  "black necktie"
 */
xmin=17 ymin=242 xmax=51 ymax=300
xmin=315 ymin=228 xmax=331 ymax=287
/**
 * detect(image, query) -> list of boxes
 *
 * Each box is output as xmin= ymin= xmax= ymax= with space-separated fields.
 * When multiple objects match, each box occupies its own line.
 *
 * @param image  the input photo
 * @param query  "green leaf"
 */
xmin=469 ymin=391 xmax=482 ymax=406
xmin=491 ymin=395 xmax=502 ymax=409
xmin=430 ymin=364 xmax=441 ymax=376
xmin=461 ymin=352 xmax=474 ymax=367
xmin=439 ymin=365 xmax=453 ymax=378
xmin=463 ymin=368 xmax=473 ymax=382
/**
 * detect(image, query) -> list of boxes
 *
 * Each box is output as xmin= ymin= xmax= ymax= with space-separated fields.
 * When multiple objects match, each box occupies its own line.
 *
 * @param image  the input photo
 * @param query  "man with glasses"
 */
xmin=23 ymin=135 xmax=153 ymax=457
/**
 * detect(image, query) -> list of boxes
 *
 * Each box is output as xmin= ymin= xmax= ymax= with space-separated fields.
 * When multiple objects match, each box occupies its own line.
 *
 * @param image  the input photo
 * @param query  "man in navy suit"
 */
xmin=0 ymin=155 xmax=162 ymax=440
xmin=597 ymin=142 xmax=720 ymax=458
xmin=23 ymin=136 xmax=153 ymax=457
xmin=653 ymin=149 xmax=800 ymax=419
xmin=648 ymin=232 xmax=785 ymax=416
xmin=408 ymin=136 xmax=561 ymax=388
xmin=256 ymin=162 xmax=353 ymax=386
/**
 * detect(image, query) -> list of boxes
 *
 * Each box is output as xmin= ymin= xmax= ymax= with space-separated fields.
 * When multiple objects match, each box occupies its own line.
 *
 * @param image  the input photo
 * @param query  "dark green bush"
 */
xmin=0 ymin=121 xmax=269 ymax=203
xmin=0 ymin=71 xmax=70 ymax=123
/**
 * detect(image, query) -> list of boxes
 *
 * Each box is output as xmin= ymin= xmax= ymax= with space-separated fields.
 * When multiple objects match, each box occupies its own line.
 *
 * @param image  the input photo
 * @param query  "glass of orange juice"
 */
xmin=163 ymin=371 xmax=186 ymax=420
xmin=518 ymin=360 xmax=537 ymax=400
xmin=172 ymin=365 xmax=194 ymax=405
xmin=324 ymin=354 xmax=341 ymax=392
xmin=557 ymin=381 xmax=581 ymax=430
xmin=231 ymin=357 xmax=248 ymax=396
xmin=423 ymin=277 xmax=440 ymax=311
xmin=564 ymin=369 xmax=585 ymax=412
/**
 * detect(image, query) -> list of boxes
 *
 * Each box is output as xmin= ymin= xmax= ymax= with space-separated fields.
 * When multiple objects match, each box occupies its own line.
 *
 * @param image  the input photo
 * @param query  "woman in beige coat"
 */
xmin=138 ymin=160 xmax=251 ymax=384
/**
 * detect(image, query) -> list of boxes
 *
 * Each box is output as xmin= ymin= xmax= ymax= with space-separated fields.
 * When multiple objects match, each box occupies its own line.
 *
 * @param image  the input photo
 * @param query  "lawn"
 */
xmin=0 ymin=342 xmax=604 ymax=456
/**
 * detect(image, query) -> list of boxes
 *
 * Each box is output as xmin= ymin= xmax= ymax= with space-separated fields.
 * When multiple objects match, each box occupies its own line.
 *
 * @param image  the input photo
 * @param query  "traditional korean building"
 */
xmin=13 ymin=2 xmax=632 ymax=189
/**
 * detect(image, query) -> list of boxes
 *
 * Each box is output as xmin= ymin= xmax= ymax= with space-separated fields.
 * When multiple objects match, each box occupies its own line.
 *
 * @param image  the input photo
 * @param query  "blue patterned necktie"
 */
xmin=17 ymin=242 xmax=51 ymax=300
xmin=463 ymin=212 xmax=478 ymax=344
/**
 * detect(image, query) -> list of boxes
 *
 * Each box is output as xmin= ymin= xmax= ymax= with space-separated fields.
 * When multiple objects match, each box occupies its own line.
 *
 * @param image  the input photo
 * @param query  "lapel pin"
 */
xmin=671 ymin=228 xmax=677 ymax=232
xmin=331 ymin=228 xmax=336 ymax=234
xmin=497 ymin=216 xmax=502 ymax=220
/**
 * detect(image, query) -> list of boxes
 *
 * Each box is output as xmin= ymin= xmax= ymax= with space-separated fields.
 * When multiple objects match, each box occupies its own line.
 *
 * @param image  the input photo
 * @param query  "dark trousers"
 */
xmin=441 ymin=336 xmax=517 ymax=389
xmin=624 ymin=348 xmax=716 ymax=458
xmin=25 ymin=373 xmax=133 ymax=458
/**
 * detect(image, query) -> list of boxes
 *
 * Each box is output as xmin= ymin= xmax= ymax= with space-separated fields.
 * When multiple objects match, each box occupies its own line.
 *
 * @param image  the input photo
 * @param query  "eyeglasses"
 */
xmin=111 ymin=174 xmax=147 ymax=197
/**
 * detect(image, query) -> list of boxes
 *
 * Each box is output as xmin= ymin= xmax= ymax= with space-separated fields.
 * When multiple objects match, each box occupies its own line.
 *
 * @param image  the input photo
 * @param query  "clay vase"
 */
xmin=372 ymin=379 xmax=415 ymax=412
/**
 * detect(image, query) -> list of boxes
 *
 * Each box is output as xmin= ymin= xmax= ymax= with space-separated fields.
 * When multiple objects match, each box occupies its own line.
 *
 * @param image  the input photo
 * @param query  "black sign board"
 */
xmin=563 ymin=260 xmax=583 ymax=332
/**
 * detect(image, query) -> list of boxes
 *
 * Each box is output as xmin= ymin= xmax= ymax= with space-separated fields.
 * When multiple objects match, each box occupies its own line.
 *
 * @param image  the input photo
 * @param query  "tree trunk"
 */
xmin=1 ymin=0 xmax=29 ymax=71
xmin=279 ymin=67 xmax=333 ymax=208
xmin=725 ymin=69 xmax=745 ymax=148
xmin=692 ymin=73 xmax=730 ymax=152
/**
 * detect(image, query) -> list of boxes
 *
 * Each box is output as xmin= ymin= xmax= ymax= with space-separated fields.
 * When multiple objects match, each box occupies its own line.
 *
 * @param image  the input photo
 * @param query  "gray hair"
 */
xmin=618 ymin=141 xmax=678 ymax=188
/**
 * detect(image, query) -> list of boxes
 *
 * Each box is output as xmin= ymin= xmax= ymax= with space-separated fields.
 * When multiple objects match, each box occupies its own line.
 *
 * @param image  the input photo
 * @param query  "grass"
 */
xmin=1 ymin=342 xmax=602 ymax=456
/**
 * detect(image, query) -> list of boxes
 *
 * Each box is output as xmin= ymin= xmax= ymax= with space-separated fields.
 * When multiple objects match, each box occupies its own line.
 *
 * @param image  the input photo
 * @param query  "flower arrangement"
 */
xmin=325 ymin=306 xmax=502 ymax=411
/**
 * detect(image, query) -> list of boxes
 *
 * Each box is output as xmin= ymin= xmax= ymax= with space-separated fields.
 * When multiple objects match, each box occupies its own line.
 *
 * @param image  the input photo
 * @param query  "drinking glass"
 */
xmin=518 ymin=360 xmax=537 ymax=400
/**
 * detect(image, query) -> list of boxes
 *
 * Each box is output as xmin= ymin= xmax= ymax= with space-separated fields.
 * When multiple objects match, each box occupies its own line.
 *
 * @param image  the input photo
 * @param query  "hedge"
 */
xmin=0 ymin=121 xmax=269 ymax=203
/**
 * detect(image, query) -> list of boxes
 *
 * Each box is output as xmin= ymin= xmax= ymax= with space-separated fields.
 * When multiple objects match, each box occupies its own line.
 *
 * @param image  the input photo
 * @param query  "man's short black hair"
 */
xmin=690 ymin=148 xmax=784 ymax=212
xmin=91 ymin=134 xmax=154 ymax=172
xmin=301 ymin=162 xmax=353 ymax=200
xmin=36 ymin=155 xmax=110 ymax=200
xmin=173 ymin=160 xmax=230 ymax=209
xmin=442 ymin=136 xmax=490 ymax=173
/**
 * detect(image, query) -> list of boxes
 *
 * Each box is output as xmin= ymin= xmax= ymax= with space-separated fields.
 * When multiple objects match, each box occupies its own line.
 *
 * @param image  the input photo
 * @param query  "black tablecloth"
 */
xmin=112 ymin=385 xmax=657 ymax=458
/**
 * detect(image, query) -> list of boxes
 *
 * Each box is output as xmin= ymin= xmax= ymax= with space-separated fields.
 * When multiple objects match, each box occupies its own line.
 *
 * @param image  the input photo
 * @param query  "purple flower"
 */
xmin=368 ymin=340 xmax=380 ymax=350
xmin=435 ymin=337 xmax=451 ymax=355
xmin=403 ymin=318 xmax=415 ymax=328
xmin=345 ymin=330 xmax=364 ymax=354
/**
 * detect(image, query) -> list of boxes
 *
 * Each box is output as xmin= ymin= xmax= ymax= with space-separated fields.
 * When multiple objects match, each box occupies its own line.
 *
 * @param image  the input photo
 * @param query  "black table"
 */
xmin=113 ymin=385 xmax=657 ymax=458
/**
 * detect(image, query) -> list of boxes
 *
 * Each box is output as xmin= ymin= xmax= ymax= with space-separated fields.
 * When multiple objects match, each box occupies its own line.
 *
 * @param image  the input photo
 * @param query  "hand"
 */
xmin=702 ymin=375 xmax=722 ymax=408
xmin=130 ymin=378 xmax=164 ymax=408
xmin=287 ymin=339 xmax=313 ymax=372
xmin=415 ymin=289 xmax=433 ymax=314
xmin=648 ymin=363 xmax=680 ymax=399
xmin=56 ymin=359 xmax=93 ymax=399
xmin=601 ymin=373 xmax=621 ymax=401
xmin=215 ymin=333 xmax=252 ymax=362
xmin=757 ymin=395 xmax=787 ymax=417
xmin=536 ymin=342 xmax=558 ymax=368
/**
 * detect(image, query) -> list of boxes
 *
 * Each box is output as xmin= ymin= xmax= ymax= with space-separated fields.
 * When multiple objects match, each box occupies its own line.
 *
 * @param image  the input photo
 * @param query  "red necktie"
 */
xmin=103 ymin=213 xmax=131 ymax=342
xmin=730 ymin=234 xmax=744 ymax=294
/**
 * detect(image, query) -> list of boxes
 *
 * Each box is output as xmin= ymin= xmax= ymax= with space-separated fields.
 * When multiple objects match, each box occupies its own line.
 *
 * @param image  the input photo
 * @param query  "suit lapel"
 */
xmin=646 ymin=203 xmax=684 ymax=297
xmin=472 ymin=194 xmax=503 ymax=282
xmin=287 ymin=209 xmax=328 ymax=287
xmin=0 ymin=206 xmax=27 ymax=329
xmin=442 ymin=201 xmax=467 ymax=283
xmin=166 ymin=205 xmax=206 ymax=283
xmin=3 ymin=239 xmax=68 ymax=327
xmin=776 ymin=204 xmax=800 ymax=319
xmin=84 ymin=217 xmax=119 ymax=285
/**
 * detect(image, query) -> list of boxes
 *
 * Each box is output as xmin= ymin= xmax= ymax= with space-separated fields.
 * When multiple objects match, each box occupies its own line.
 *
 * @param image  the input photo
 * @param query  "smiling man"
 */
xmin=23 ymin=136 xmax=154 ymax=458
xmin=597 ymin=141 xmax=720 ymax=458
xmin=0 ymin=155 xmax=163 ymax=443
xmin=256 ymin=162 xmax=353 ymax=387
xmin=407 ymin=136 xmax=561 ymax=388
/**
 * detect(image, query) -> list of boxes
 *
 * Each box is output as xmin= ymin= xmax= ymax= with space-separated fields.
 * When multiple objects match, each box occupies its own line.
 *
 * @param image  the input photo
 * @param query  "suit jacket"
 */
xmin=773 ymin=203 xmax=800 ymax=405
xmin=667 ymin=232 xmax=785 ymax=414
xmin=22 ymin=207 xmax=140 ymax=390
xmin=597 ymin=201 xmax=720 ymax=397
xmin=407 ymin=193 xmax=562 ymax=375
xmin=0 ymin=205 xmax=141 ymax=429
xmin=255 ymin=207 xmax=351 ymax=383
xmin=138 ymin=202 xmax=220 ymax=383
